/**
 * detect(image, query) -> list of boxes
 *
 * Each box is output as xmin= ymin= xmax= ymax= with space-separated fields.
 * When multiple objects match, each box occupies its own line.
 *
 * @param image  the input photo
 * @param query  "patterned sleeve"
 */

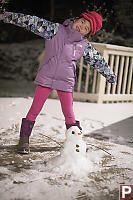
xmin=3 ymin=11 xmax=59 ymax=40
xmin=83 ymin=43 xmax=117 ymax=83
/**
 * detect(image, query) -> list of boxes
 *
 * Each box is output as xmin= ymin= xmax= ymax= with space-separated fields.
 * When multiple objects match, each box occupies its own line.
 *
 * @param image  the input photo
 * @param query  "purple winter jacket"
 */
xmin=34 ymin=20 xmax=88 ymax=92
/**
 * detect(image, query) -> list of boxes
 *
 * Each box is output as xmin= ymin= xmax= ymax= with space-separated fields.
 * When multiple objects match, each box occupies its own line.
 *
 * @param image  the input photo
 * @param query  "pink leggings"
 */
xmin=26 ymin=85 xmax=76 ymax=124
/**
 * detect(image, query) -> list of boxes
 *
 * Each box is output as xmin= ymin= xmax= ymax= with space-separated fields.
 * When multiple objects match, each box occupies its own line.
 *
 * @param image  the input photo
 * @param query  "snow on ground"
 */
xmin=0 ymin=97 xmax=133 ymax=200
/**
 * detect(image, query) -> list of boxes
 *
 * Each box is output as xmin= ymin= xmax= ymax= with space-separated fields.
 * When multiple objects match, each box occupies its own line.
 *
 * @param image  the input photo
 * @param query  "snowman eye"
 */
xmin=72 ymin=131 xmax=75 ymax=134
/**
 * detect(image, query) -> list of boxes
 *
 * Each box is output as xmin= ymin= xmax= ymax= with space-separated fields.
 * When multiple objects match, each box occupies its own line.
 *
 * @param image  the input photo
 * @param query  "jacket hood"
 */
xmin=63 ymin=18 xmax=85 ymax=42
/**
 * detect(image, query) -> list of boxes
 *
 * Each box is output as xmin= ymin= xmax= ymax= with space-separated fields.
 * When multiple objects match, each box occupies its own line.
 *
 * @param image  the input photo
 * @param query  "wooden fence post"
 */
xmin=77 ymin=57 xmax=83 ymax=92
xmin=97 ymin=50 xmax=109 ymax=103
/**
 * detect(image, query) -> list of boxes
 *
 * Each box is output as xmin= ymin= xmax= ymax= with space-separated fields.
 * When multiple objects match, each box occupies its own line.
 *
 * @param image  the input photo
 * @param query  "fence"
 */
xmin=49 ymin=43 xmax=133 ymax=103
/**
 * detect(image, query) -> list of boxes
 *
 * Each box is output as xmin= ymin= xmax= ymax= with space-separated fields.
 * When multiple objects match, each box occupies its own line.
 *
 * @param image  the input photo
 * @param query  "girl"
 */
xmin=0 ymin=9 xmax=117 ymax=154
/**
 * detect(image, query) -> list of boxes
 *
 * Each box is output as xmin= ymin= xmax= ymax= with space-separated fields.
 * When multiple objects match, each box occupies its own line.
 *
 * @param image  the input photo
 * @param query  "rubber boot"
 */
xmin=66 ymin=120 xmax=82 ymax=130
xmin=18 ymin=118 xmax=35 ymax=154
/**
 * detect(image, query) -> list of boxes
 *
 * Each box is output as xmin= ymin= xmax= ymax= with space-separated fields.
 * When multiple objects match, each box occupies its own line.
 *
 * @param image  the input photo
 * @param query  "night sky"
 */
xmin=6 ymin=0 xmax=115 ymax=21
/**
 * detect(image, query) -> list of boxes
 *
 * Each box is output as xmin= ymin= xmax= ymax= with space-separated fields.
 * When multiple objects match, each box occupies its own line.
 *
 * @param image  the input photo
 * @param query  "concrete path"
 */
xmin=89 ymin=116 xmax=133 ymax=148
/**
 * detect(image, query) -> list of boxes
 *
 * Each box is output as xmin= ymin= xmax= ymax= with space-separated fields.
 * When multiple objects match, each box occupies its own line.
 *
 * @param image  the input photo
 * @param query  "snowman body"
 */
xmin=47 ymin=126 xmax=90 ymax=177
xmin=61 ymin=126 xmax=87 ymax=160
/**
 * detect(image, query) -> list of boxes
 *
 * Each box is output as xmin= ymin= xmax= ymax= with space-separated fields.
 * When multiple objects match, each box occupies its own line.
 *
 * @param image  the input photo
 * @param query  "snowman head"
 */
xmin=66 ymin=126 xmax=82 ymax=141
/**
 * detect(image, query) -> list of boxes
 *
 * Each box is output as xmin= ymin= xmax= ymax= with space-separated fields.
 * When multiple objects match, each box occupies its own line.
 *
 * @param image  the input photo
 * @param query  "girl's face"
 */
xmin=72 ymin=17 xmax=91 ymax=36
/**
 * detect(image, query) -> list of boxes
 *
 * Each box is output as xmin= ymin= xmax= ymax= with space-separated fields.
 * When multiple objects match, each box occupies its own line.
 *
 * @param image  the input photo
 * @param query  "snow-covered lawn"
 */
xmin=0 ymin=97 xmax=133 ymax=200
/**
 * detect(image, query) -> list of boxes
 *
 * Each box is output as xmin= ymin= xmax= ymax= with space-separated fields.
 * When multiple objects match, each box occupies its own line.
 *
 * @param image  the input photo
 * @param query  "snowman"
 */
xmin=55 ymin=126 xmax=89 ymax=176
xmin=62 ymin=126 xmax=87 ymax=156
xmin=46 ymin=126 xmax=91 ymax=176
xmin=59 ymin=126 xmax=87 ymax=166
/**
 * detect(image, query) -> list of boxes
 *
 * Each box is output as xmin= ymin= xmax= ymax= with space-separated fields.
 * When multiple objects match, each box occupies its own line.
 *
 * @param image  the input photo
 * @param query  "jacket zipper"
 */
xmin=73 ymin=44 xmax=76 ymax=56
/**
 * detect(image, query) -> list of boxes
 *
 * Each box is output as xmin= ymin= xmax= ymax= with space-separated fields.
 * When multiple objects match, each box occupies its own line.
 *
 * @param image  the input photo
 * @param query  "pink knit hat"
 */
xmin=81 ymin=11 xmax=102 ymax=35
